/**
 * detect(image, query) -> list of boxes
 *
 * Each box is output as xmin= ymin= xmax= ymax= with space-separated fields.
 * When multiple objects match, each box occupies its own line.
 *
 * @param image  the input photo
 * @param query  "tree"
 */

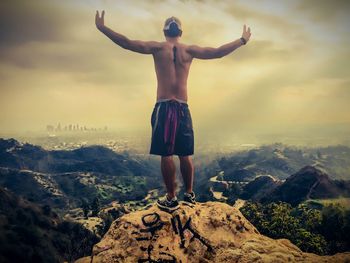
xmin=80 ymin=198 xmax=90 ymax=219
xmin=241 ymin=201 xmax=328 ymax=255
xmin=320 ymin=203 xmax=348 ymax=253
xmin=41 ymin=204 xmax=52 ymax=216
xmin=96 ymin=213 xmax=114 ymax=238
xmin=91 ymin=197 xmax=100 ymax=217
xmin=223 ymin=184 xmax=242 ymax=205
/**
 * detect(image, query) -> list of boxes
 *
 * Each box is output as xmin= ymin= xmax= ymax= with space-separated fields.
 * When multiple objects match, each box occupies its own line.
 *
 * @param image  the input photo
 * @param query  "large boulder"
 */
xmin=75 ymin=201 xmax=350 ymax=262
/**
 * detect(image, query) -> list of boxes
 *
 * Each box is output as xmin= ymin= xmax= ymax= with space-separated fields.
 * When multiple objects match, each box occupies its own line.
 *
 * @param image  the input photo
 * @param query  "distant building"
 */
xmin=46 ymin=125 xmax=54 ymax=132
xmin=56 ymin=122 xmax=61 ymax=132
xmin=45 ymin=123 xmax=108 ymax=133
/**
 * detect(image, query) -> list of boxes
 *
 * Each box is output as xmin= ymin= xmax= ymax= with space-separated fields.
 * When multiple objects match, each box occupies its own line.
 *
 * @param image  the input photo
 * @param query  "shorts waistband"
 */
xmin=156 ymin=98 xmax=188 ymax=106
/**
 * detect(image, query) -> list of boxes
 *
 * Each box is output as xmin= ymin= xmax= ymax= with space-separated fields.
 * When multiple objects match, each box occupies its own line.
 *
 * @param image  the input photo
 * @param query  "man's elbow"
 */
xmin=118 ymin=39 xmax=131 ymax=50
xmin=110 ymin=36 xmax=131 ymax=50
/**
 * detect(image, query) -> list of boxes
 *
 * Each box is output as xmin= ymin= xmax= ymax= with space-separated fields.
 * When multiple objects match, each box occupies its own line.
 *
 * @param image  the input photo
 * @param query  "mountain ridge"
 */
xmin=0 ymin=138 xmax=162 ymax=214
xmin=264 ymin=165 xmax=350 ymax=205
xmin=0 ymin=137 xmax=153 ymax=176
xmin=217 ymin=143 xmax=350 ymax=181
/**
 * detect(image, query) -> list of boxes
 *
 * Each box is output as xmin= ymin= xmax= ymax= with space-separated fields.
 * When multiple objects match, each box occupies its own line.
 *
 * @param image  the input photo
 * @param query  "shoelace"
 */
xmin=185 ymin=192 xmax=195 ymax=198
xmin=166 ymin=194 xmax=177 ymax=202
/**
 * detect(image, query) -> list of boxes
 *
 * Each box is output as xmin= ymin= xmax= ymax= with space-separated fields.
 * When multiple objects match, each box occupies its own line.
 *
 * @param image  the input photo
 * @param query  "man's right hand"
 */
xmin=241 ymin=24 xmax=252 ymax=43
xmin=95 ymin=10 xmax=105 ymax=31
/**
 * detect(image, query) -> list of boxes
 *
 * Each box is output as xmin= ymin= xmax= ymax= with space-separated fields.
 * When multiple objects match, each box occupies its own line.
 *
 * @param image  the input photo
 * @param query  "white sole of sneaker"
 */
xmin=181 ymin=201 xmax=196 ymax=207
xmin=156 ymin=202 xmax=180 ymax=212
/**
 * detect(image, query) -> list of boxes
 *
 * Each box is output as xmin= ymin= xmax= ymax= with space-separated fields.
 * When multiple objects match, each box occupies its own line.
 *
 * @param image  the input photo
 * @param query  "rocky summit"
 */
xmin=75 ymin=201 xmax=350 ymax=263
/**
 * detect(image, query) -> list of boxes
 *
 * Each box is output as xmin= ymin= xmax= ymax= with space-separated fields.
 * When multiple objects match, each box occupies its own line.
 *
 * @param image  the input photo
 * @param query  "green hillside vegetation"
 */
xmin=305 ymin=198 xmax=350 ymax=210
xmin=240 ymin=201 xmax=350 ymax=255
xmin=0 ymin=187 xmax=99 ymax=263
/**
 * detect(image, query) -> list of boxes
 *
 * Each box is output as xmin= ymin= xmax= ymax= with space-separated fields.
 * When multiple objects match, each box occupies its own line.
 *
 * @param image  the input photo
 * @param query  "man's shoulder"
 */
xmin=178 ymin=43 xmax=199 ymax=53
xmin=152 ymin=41 xmax=169 ymax=49
xmin=178 ymin=42 xmax=191 ymax=48
xmin=153 ymin=42 xmax=193 ymax=54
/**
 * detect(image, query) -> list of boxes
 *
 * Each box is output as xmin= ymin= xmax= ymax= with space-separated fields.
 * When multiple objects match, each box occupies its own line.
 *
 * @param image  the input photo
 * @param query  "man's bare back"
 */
xmin=95 ymin=11 xmax=251 ymax=103
xmin=153 ymin=42 xmax=193 ymax=102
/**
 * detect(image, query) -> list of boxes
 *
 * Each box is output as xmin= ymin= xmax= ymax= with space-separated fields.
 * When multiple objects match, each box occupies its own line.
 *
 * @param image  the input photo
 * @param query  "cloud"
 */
xmin=0 ymin=0 xmax=349 ymax=146
xmin=225 ymin=40 xmax=301 ymax=63
xmin=224 ymin=2 xmax=305 ymax=37
xmin=294 ymin=0 xmax=350 ymax=22
xmin=313 ymin=48 xmax=350 ymax=79
xmin=0 ymin=0 xmax=73 ymax=47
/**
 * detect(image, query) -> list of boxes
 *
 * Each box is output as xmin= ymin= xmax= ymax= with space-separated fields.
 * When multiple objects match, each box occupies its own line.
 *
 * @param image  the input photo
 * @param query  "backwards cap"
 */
xmin=163 ymin=16 xmax=182 ymax=31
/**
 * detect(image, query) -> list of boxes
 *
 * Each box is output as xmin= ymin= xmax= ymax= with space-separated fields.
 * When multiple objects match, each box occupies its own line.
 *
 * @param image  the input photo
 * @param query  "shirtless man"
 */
xmin=95 ymin=11 xmax=251 ymax=212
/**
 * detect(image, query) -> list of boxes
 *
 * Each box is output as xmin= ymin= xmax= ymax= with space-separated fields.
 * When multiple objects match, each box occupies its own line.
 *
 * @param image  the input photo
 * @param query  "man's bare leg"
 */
xmin=179 ymin=155 xmax=194 ymax=193
xmin=161 ymin=155 xmax=177 ymax=199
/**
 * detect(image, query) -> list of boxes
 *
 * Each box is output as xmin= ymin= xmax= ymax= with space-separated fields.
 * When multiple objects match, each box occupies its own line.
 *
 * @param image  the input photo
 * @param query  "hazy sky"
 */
xmin=1 ymin=0 xmax=349 ymax=146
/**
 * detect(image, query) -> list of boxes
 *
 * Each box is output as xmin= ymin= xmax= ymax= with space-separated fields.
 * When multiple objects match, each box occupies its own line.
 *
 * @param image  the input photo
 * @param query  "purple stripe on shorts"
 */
xmin=163 ymin=100 xmax=184 ymax=154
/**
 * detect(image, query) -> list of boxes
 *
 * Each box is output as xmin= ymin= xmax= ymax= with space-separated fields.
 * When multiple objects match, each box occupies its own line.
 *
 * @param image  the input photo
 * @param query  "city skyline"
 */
xmin=46 ymin=122 xmax=108 ymax=132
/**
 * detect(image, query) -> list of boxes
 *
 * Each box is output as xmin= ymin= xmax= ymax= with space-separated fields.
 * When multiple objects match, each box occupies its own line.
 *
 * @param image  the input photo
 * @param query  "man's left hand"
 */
xmin=242 ymin=24 xmax=252 ymax=43
xmin=95 ymin=10 xmax=105 ymax=31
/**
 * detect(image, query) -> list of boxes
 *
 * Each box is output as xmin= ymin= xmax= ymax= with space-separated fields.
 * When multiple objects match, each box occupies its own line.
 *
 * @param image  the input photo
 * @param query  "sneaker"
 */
xmin=183 ymin=191 xmax=196 ymax=205
xmin=156 ymin=194 xmax=180 ymax=212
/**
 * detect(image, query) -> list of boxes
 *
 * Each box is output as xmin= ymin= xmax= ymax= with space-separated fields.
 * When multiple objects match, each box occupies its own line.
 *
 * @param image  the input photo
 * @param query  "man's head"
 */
xmin=163 ymin=16 xmax=182 ymax=38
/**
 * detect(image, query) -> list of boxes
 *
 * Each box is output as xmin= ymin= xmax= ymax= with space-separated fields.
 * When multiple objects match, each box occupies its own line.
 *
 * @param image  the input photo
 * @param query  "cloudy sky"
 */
xmin=1 ymin=0 xmax=349 ymax=146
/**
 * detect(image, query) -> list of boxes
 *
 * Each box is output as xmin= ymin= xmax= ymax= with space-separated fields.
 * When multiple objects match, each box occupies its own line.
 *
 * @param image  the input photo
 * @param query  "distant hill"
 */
xmin=0 ymin=138 xmax=162 ymax=214
xmin=217 ymin=143 xmax=350 ymax=182
xmin=225 ymin=165 xmax=350 ymax=206
xmin=0 ymin=186 xmax=99 ymax=263
xmin=241 ymin=175 xmax=282 ymax=201
xmin=0 ymin=167 xmax=69 ymax=208
xmin=0 ymin=138 xmax=155 ymax=176
xmin=263 ymin=165 xmax=350 ymax=206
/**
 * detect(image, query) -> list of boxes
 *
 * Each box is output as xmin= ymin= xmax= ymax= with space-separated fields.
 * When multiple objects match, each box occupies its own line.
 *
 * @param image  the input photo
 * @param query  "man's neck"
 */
xmin=165 ymin=37 xmax=180 ymax=44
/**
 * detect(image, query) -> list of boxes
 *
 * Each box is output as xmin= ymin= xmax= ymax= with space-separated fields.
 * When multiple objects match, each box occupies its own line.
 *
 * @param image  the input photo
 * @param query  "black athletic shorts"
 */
xmin=149 ymin=98 xmax=194 ymax=156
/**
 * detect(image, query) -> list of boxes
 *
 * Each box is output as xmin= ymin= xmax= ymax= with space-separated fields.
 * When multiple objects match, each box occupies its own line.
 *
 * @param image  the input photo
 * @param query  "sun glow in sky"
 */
xmin=0 ymin=0 xmax=349 ymax=147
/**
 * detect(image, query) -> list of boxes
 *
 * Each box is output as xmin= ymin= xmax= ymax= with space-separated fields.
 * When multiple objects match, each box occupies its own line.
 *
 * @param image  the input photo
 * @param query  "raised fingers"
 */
xmin=95 ymin=10 xmax=105 ymax=18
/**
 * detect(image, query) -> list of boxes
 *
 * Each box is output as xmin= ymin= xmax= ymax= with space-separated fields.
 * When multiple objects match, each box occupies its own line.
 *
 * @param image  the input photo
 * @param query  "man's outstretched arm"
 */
xmin=95 ymin=10 xmax=162 ymax=54
xmin=188 ymin=24 xmax=252 ymax=59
